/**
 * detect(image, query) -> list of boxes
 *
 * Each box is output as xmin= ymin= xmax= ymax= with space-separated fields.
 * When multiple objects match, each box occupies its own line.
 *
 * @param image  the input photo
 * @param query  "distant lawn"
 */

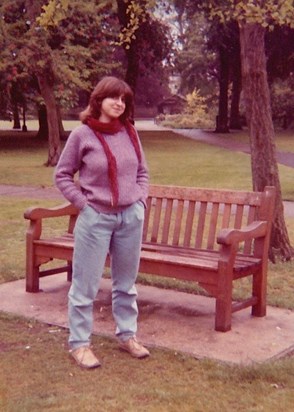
xmin=212 ymin=128 xmax=294 ymax=153
xmin=0 ymin=128 xmax=294 ymax=200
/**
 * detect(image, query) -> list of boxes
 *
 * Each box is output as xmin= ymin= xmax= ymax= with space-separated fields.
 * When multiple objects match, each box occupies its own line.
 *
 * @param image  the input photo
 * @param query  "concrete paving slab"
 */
xmin=0 ymin=275 xmax=293 ymax=365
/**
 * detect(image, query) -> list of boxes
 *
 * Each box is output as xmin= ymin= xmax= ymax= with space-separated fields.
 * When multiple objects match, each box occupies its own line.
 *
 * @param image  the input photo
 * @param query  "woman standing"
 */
xmin=55 ymin=76 xmax=150 ymax=369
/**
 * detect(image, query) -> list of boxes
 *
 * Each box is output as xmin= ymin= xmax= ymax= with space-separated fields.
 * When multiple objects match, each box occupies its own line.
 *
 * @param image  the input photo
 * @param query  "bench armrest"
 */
xmin=217 ymin=221 xmax=268 ymax=246
xmin=24 ymin=203 xmax=79 ymax=220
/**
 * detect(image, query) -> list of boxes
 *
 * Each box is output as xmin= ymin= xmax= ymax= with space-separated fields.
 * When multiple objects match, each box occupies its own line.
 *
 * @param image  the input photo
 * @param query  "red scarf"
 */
xmin=86 ymin=117 xmax=141 ymax=207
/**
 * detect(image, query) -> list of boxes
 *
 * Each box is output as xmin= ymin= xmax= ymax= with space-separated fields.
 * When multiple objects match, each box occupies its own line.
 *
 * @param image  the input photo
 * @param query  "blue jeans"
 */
xmin=68 ymin=201 xmax=144 ymax=349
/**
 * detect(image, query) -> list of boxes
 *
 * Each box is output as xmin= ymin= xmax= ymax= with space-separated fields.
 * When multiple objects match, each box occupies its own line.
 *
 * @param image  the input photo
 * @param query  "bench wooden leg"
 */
xmin=215 ymin=268 xmax=233 ymax=332
xmin=215 ymin=297 xmax=232 ymax=332
xmin=251 ymin=267 xmax=267 ymax=317
xmin=26 ymin=232 xmax=40 ymax=292
xmin=215 ymin=280 xmax=233 ymax=331
xmin=26 ymin=265 xmax=40 ymax=293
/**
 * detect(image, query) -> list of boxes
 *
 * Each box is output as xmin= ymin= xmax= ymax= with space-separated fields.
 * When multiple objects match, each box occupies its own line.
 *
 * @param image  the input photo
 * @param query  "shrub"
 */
xmin=159 ymin=89 xmax=215 ymax=129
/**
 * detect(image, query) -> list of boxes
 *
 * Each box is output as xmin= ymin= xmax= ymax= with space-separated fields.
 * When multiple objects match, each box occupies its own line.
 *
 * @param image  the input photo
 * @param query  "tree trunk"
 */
xmin=22 ymin=104 xmax=27 ymax=132
xmin=12 ymin=103 xmax=21 ymax=129
xmin=239 ymin=22 xmax=293 ymax=261
xmin=215 ymin=46 xmax=230 ymax=133
xmin=116 ymin=0 xmax=140 ymax=95
xmin=57 ymin=105 xmax=67 ymax=140
xmin=36 ymin=104 xmax=49 ymax=139
xmin=229 ymin=57 xmax=242 ymax=130
xmin=10 ymin=80 xmax=21 ymax=129
xmin=125 ymin=46 xmax=140 ymax=94
xmin=37 ymin=75 xmax=61 ymax=166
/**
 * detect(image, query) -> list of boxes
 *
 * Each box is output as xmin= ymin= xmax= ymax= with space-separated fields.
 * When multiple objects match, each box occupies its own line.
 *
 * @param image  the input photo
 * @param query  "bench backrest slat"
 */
xmin=173 ymin=199 xmax=184 ymax=245
xmin=162 ymin=199 xmax=173 ymax=243
xmin=234 ymin=204 xmax=244 ymax=229
xmin=221 ymin=203 xmax=232 ymax=228
xmin=151 ymin=198 xmax=163 ymax=242
xmin=207 ymin=203 xmax=220 ymax=249
xmin=143 ymin=197 xmax=152 ymax=240
xmin=195 ymin=202 xmax=207 ymax=249
xmin=183 ymin=201 xmax=196 ymax=247
xmin=243 ymin=205 xmax=259 ymax=253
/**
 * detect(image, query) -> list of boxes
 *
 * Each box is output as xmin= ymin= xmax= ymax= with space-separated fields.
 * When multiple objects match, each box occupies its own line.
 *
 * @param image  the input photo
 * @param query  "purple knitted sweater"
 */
xmin=54 ymin=124 xmax=149 ymax=213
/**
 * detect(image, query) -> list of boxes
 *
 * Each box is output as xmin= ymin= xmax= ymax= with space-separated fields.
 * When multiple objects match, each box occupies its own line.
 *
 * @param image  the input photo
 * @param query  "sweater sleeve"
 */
xmin=54 ymin=127 xmax=88 ymax=210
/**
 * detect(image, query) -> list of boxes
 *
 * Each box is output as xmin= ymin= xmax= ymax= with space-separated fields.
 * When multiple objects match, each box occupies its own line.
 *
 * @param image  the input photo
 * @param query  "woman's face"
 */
xmin=99 ymin=95 xmax=126 ymax=122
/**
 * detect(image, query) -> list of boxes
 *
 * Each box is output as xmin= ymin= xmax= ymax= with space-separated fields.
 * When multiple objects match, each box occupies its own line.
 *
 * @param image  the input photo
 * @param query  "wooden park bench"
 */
xmin=24 ymin=184 xmax=276 ymax=332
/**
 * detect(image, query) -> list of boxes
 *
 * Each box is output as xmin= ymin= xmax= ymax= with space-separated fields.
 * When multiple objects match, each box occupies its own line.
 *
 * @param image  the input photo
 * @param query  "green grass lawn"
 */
xmin=213 ymin=128 xmax=294 ymax=152
xmin=0 ymin=126 xmax=294 ymax=412
xmin=1 ymin=128 xmax=294 ymax=198
xmin=0 ymin=312 xmax=293 ymax=412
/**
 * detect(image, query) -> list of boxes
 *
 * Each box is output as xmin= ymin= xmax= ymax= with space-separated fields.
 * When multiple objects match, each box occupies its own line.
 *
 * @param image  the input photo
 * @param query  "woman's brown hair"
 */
xmin=80 ymin=76 xmax=134 ymax=123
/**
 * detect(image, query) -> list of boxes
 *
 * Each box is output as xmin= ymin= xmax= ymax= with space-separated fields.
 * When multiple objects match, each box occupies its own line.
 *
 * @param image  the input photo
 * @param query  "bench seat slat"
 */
xmin=140 ymin=249 xmax=260 ymax=272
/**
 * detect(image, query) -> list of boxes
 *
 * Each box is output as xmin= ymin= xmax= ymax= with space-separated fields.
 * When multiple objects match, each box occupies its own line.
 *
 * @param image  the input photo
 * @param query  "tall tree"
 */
xmin=266 ymin=26 xmax=294 ymax=83
xmin=205 ymin=20 xmax=241 ymax=133
xmin=172 ymin=3 xmax=242 ymax=132
xmin=7 ymin=67 xmax=23 ymax=129
xmin=24 ymin=0 xmax=63 ymax=166
xmin=229 ymin=36 xmax=242 ymax=130
xmin=116 ymin=0 xmax=171 ymax=97
xmin=0 ymin=0 xmax=118 ymax=165
xmin=174 ymin=10 xmax=217 ymax=97
xmin=210 ymin=0 xmax=294 ymax=261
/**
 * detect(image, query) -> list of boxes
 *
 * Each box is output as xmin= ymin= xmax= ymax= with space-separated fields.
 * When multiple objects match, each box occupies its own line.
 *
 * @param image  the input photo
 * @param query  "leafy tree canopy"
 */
xmin=208 ymin=0 xmax=294 ymax=28
xmin=0 ymin=0 xmax=119 ymax=112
